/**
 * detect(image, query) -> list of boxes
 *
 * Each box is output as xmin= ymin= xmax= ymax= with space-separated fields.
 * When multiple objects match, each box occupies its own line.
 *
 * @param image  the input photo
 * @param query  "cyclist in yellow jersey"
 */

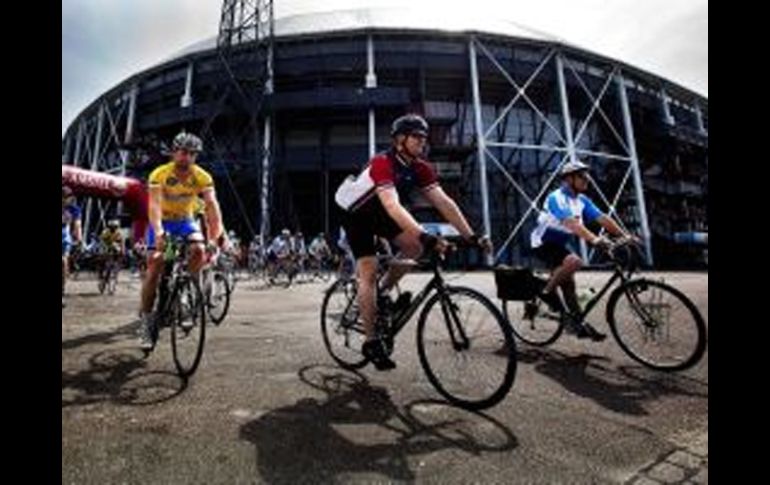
xmin=137 ymin=131 xmax=225 ymax=350
xmin=100 ymin=219 xmax=125 ymax=254
xmin=98 ymin=219 xmax=125 ymax=279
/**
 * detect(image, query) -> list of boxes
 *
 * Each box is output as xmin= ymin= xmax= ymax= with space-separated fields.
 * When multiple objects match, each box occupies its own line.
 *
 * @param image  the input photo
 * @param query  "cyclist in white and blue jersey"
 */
xmin=531 ymin=160 xmax=637 ymax=341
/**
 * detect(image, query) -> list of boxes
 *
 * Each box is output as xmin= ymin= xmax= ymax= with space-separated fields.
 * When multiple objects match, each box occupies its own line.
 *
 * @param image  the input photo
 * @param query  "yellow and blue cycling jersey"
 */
xmin=148 ymin=161 xmax=214 ymax=220
xmin=100 ymin=229 xmax=124 ymax=253
xmin=146 ymin=161 xmax=213 ymax=248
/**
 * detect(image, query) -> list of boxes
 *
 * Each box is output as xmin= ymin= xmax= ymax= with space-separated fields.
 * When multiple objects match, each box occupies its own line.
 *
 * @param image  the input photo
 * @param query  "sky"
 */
xmin=62 ymin=0 xmax=707 ymax=135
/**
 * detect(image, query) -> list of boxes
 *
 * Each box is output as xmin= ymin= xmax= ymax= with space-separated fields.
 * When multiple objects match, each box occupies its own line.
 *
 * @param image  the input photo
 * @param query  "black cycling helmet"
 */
xmin=391 ymin=114 xmax=429 ymax=137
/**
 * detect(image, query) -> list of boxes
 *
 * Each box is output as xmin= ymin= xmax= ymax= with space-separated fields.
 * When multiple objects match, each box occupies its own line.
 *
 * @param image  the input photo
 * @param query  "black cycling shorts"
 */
xmin=533 ymin=241 xmax=573 ymax=269
xmin=342 ymin=202 xmax=402 ymax=259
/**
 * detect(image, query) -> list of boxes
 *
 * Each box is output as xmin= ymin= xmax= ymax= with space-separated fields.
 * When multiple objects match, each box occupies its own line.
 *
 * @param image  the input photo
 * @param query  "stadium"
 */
xmin=61 ymin=4 xmax=708 ymax=268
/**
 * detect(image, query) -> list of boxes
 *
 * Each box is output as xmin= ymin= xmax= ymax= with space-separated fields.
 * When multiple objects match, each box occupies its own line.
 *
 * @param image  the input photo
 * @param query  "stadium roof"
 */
xmin=164 ymin=6 xmax=568 ymax=62
xmin=69 ymin=5 xmax=705 ymax=129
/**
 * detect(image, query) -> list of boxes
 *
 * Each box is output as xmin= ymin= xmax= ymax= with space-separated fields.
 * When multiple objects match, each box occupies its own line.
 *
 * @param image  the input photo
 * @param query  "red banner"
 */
xmin=62 ymin=165 xmax=148 ymax=241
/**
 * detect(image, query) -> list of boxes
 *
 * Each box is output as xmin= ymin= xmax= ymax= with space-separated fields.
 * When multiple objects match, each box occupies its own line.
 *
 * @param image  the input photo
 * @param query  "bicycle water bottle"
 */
xmin=577 ymin=287 xmax=596 ymax=308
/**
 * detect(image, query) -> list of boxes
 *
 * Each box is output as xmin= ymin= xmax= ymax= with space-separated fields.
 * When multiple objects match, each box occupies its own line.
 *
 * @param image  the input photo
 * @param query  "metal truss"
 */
xmin=206 ymin=0 xmax=274 ymax=238
xmin=62 ymin=85 xmax=138 ymax=238
xmin=468 ymin=35 xmax=653 ymax=265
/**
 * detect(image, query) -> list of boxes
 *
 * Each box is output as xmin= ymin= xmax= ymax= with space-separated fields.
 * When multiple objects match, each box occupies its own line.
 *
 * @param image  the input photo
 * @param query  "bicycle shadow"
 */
xmin=62 ymin=321 xmax=139 ymax=351
xmin=68 ymin=292 xmax=103 ymax=298
xmin=239 ymin=364 xmax=518 ymax=484
xmin=516 ymin=346 xmax=708 ymax=416
xmin=62 ymin=348 xmax=188 ymax=408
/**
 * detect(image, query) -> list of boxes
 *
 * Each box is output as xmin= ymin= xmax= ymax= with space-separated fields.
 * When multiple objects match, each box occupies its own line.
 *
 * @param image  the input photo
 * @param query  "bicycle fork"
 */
xmin=438 ymin=292 xmax=470 ymax=351
xmin=624 ymin=283 xmax=672 ymax=342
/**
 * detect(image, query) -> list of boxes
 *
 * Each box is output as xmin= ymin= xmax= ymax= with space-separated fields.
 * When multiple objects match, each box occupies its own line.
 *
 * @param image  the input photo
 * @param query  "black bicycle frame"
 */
xmin=383 ymin=256 xmax=463 ymax=345
xmin=387 ymin=268 xmax=443 ymax=337
xmin=572 ymin=262 xmax=634 ymax=321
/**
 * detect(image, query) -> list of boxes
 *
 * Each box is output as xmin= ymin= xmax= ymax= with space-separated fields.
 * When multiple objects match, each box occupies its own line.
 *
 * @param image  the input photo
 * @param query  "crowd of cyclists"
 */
xmin=64 ymin=225 xmax=357 ymax=286
xmin=63 ymin=114 xmax=694 ymax=378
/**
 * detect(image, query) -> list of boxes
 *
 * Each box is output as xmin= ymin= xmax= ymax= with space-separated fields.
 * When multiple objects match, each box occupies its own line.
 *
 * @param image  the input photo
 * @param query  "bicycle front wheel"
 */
xmin=207 ymin=271 xmax=231 ymax=325
xmin=607 ymin=279 xmax=706 ymax=372
xmin=417 ymin=286 xmax=517 ymax=411
xmin=97 ymin=271 xmax=107 ymax=294
xmin=320 ymin=279 xmax=367 ymax=369
xmin=170 ymin=277 xmax=207 ymax=378
xmin=107 ymin=264 xmax=118 ymax=295
xmin=268 ymin=265 xmax=292 ymax=288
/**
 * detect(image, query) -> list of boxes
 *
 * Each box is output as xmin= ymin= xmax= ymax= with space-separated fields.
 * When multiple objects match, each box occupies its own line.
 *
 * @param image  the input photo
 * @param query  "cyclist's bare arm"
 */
xmin=376 ymin=187 xmax=424 ymax=236
xmin=596 ymin=215 xmax=638 ymax=242
xmin=202 ymin=188 xmax=224 ymax=242
xmin=562 ymin=217 xmax=605 ymax=245
xmin=148 ymin=185 xmax=164 ymax=250
xmin=71 ymin=219 xmax=82 ymax=244
xmin=422 ymin=186 xmax=474 ymax=238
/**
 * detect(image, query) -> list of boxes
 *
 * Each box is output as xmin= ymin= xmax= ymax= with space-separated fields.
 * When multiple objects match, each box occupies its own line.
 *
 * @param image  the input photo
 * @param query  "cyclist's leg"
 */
xmin=379 ymin=231 xmax=421 ymax=292
xmin=559 ymin=270 xmax=583 ymax=316
xmin=138 ymin=225 xmax=167 ymax=348
xmin=345 ymin=212 xmax=396 ymax=370
xmin=356 ymin=256 xmax=378 ymax=340
xmin=140 ymin=225 xmax=166 ymax=315
xmin=62 ymin=239 xmax=71 ymax=301
xmin=529 ymin=243 xmax=568 ymax=313
xmin=97 ymin=253 xmax=107 ymax=280
xmin=538 ymin=244 xmax=580 ymax=295
xmin=187 ymin=237 xmax=206 ymax=276
xmin=62 ymin=255 xmax=67 ymax=295
xmin=538 ymin=245 xmax=605 ymax=340
xmin=370 ymin=206 xmax=414 ymax=293
xmin=266 ymin=253 xmax=276 ymax=276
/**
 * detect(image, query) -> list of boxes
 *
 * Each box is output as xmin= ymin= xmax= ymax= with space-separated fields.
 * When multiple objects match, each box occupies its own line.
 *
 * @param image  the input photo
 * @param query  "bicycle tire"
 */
xmin=208 ymin=271 xmax=231 ymax=325
xmin=502 ymin=298 xmax=564 ymax=346
xmin=320 ymin=279 xmax=368 ymax=370
xmin=417 ymin=286 xmax=517 ymax=411
xmin=606 ymin=278 xmax=706 ymax=372
xmin=170 ymin=277 xmax=207 ymax=378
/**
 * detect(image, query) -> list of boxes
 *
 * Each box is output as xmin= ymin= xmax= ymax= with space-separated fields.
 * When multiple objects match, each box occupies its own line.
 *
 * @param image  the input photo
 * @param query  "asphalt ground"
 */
xmin=62 ymin=270 xmax=708 ymax=484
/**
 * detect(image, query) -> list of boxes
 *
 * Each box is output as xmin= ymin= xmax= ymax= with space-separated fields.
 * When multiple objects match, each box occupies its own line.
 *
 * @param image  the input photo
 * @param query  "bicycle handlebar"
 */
xmin=603 ymin=237 xmax=643 ymax=273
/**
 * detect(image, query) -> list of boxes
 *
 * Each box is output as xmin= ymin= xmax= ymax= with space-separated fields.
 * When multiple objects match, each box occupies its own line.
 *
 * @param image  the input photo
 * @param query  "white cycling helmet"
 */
xmin=172 ymin=131 xmax=203 ymax=153
xmin=560 ymin=160 xmax=590 ymax=177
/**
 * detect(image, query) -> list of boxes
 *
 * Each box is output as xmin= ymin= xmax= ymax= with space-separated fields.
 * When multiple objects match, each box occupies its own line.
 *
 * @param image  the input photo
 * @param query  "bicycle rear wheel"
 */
xmin=607 ymin=278 xmax=706 ymax=372
xmin=502 ymin=298 xmax=563 ymax=346
xmin=417 ymin=286 xmax=517 ymax=411
xmin=320 ymin=279 xmax=367 ymax=369
xmin=170 ymin=277 xmax=207 ymax=378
